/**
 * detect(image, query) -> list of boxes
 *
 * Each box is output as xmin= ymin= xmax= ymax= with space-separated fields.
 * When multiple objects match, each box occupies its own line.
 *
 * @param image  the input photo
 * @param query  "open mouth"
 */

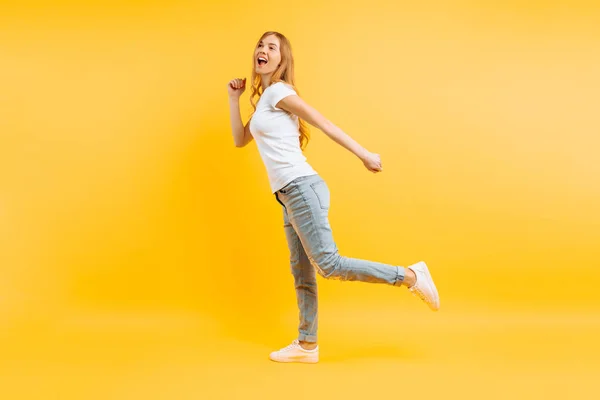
xmin=257 ymin=57 xmax=268 ymax=67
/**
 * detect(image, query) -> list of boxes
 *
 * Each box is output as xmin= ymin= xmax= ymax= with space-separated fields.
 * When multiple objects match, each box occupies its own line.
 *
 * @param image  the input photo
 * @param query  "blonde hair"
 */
xmin=249 ymin=31 xmax=311 ymax=151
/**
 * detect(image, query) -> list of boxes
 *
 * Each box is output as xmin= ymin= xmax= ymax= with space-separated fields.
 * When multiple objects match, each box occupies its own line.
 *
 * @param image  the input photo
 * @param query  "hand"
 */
xmin=227 ymin=77 xmax=246 ymax=98
xmin=362 ymin=151 xmax=383 ymax=173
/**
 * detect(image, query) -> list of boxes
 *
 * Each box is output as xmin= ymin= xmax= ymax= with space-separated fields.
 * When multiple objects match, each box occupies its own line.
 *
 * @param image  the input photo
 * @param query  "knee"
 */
xmin=311 ymin=253 xmax=343 ymax=280
xmin=290 ymin=260 xmax=317 ymax=284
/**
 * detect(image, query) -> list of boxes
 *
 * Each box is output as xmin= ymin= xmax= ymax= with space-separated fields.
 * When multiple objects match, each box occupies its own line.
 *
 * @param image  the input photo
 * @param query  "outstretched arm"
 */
xmin=276 ymin=94 xmax=383 ymax=173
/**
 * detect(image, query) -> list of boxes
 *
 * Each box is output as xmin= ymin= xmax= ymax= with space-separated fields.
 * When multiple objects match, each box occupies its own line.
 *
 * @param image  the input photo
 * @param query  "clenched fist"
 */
xmin=362 ymin=151 xmax=383 ymax=173
xmin=228 ymin=77 xmax=246 ymax=98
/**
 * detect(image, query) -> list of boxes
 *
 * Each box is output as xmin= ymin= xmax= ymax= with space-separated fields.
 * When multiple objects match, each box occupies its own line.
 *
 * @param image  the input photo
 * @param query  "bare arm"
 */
xmin=227 ymin=78 xmax=254 ymax=148
xmin=228 ymin=97 xmax=254 ymax=148
xmin=276 ymin=95 xmax=383 ymax=172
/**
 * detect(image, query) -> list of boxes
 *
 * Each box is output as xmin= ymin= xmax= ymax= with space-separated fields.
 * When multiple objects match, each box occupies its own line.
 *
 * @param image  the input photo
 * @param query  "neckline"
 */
xmin=258 ymin=82 xmax=280 ymax=100
xmin=264 ymin=81 xmax=284 ymax=91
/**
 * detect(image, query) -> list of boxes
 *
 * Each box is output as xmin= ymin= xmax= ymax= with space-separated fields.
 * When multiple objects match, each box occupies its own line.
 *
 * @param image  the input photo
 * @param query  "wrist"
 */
xmin=357 ymin=148 xmax=369 ymax=161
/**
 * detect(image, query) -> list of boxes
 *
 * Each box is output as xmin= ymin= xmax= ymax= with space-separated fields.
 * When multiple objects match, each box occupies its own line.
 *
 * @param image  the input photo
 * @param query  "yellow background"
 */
xmin=1 ymin=0 xmax=599 ymax=398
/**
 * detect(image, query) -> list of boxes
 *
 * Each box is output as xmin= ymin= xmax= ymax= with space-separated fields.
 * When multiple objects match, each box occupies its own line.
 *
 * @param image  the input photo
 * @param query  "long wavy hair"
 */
xmin=249 ymin=31 xmax=310 ymax=151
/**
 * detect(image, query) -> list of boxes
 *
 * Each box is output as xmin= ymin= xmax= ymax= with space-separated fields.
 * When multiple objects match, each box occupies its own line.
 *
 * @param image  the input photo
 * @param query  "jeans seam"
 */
xmin=298 ymin=184 xmax=324 ymax=265
xmin=295 ymin=232 xmax=306 ymax=334
xmin=292 ymin=227 xmax=301 ymax=272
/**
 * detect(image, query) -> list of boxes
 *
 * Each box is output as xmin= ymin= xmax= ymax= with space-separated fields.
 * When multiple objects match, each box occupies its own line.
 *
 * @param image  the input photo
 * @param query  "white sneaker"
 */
xmin=408 ymin=261 xmax=440 ymax=311
xmin=269 ymin=339 xmax=319 ymax=363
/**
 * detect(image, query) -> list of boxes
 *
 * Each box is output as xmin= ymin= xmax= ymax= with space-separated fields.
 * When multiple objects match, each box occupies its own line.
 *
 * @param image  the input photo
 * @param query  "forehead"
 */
xmin=260 ymin=35 xmax=280 ymax=46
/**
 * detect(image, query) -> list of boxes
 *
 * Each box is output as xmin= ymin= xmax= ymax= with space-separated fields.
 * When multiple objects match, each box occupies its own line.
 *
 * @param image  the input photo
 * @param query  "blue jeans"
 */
xmin=274 ymin=174 xmax=405 ymax=343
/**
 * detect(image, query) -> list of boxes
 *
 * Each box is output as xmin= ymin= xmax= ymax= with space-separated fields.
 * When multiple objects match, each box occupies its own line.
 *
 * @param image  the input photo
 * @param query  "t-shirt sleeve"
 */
xmin=269 ymin=82 xmax=297 ymax=110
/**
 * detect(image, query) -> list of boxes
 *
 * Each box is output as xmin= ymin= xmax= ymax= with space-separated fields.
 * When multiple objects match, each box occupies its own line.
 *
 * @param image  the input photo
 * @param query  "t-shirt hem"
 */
xmin=271 ymin=172 xmax=319 ymax=194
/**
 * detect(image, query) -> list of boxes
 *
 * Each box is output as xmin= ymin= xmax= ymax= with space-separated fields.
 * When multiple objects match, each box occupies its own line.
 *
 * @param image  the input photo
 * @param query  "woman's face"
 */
xmin=255 ymin=34 xmax=282 ymax=76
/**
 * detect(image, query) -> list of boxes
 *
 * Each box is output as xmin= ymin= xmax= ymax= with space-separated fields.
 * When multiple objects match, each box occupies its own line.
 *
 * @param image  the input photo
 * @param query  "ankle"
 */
xmin=402 ymin=267 xmax=416 ymax=287
xmin=299 ymin=340 xmax=318 ymax=350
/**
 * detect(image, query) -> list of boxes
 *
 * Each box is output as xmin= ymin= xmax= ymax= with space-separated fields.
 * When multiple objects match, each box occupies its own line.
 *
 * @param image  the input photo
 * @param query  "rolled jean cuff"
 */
xmin=393 ymin=266 xmax=405 ymax=287
xmin=298 ymin=332 xmax=318 ymax=343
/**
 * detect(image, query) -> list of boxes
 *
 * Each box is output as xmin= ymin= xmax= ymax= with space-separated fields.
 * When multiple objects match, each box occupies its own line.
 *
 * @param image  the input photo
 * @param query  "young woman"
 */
xmin=227 ymin=31 xmax=440 ymax=364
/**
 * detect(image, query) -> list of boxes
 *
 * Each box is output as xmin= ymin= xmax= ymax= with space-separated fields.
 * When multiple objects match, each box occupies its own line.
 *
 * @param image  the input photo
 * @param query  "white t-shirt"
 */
xmin=249 ymin=81 xmax=318 ymax=193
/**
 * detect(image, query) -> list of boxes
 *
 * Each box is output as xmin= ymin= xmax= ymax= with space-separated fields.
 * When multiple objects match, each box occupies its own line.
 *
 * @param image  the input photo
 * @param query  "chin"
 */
xmin=256 ymin=66 xmax=272 ymax=75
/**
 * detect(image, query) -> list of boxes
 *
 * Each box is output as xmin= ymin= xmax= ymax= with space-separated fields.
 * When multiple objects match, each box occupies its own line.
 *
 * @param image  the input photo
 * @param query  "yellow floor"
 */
xmin=2 ymin=297 xmax=597 ymax=399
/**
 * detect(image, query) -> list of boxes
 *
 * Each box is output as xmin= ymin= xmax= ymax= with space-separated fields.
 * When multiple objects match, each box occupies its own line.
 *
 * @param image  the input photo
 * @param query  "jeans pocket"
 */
xmin=309 ymin=180 xmax=330 ymax=210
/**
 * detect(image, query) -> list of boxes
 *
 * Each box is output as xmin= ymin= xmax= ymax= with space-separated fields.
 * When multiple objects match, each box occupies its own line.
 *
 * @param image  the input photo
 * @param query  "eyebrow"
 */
xmin=260 ymin=41 xmax=278 ymax=48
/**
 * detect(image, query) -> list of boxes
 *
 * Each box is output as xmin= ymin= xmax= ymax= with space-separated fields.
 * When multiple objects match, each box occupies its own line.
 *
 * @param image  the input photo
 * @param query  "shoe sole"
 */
xmin=269 ymin=355 xmax=319 ymax=364
xmin=410 ymin=261 xmax=440 ymax=311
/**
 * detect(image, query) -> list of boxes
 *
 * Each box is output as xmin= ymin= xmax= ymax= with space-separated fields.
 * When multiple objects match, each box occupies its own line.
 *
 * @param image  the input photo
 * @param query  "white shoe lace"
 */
xmin=277 ymin=340 xmax=301 ymax=353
